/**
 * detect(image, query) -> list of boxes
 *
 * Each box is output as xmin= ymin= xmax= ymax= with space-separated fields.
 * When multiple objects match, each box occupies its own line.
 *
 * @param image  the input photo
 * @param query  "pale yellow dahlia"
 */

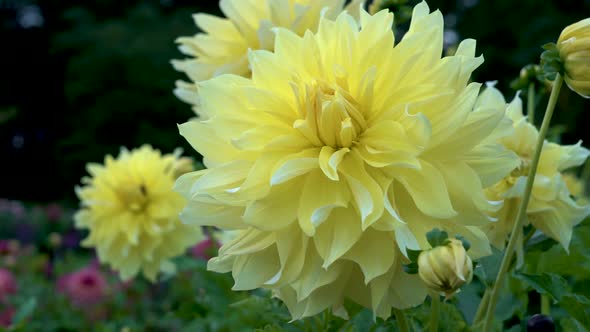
xmin=562 ymin=173 xmax=588 ymax=205
xmin=75 ymin=145 xmax=203 ymax=281
xmin=480 ymin=85 xmax=590 ymax=250
xmin=172 ymin=0 xmax=364 ymax=112
xmin=176 ymin=3 xmax=519 ymax=319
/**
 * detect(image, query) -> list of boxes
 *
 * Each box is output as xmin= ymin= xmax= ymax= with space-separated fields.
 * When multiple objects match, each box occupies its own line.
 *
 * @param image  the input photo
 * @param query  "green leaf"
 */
xmin=408 ymin=300 xmax=470 ymax=332
xmin=12 ymin=298 xmax=37 ymax=325
xmin=526 ymin=222 xmax=590 ymax=279
xmin=426 ymin=228 xmax=449 ymax=248
xmin=559 ymin=316 xmax=589 ymax=332
xmin=514 ymin=272 xmax=569 ymax=301
xmin=474 ymin=248 xmax=503 ymax=286
xmin=560 ymin=294 xmax=590 ymax=328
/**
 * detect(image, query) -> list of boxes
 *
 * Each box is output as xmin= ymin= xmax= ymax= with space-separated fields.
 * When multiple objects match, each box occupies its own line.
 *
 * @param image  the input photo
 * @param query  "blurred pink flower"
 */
xmin=190 ymin=237 xmax=220 ymax=260
xmin=0 ymin=240 xmax=19 ymax=256
xmin=57 ymin=266 xmax=109 ymax=306
xmin=44 ymin=203 xmax=63 ymax=222
xmin=0 ymin=269 xmax=17 ymax=302
xmin=0 ymin=306 xmax=14 ymax=327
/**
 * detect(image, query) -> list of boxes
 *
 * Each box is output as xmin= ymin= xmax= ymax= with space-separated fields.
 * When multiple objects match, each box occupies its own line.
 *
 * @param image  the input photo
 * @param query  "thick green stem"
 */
xmin=394 ymin=308 xmax=410 ymax=332
xmin=482 ymin=75 xmax=563 ymax=332
xmin=430 ymin=293 xmax=440 ymax=332
xmin=541 ymin=295 xmax=551 ymax=315
xmin=528 ymin=82 xmax=535 ymax=124
xmin=473 ymin=289 xmax=490 ymax=324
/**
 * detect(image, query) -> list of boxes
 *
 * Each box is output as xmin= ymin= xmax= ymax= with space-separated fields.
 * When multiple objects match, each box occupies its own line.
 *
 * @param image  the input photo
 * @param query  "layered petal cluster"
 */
xmin=75 ymin=145 xmax=203 ymax=281
xmin=172 ymin=0 xmax=363 ymax=113
xmin=481 ymin=86 xmax=590 ymax=250
xmin=176 ymin=3 xmax=519 ymax=319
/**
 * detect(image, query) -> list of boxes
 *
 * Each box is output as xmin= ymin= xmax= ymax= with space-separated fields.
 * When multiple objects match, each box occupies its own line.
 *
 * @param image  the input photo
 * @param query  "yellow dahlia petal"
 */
xmin=396 ymin=160 xmax=457 ymax=219
xmin=313 ymin=207 xmax=361 ymax=268
xmin=173 ymin=0 xmax=364 ymax=116
xmin=298 ymin=170 xmax=350 ymax=235
xmin=176 ymin=3 xmax=519 ymax=319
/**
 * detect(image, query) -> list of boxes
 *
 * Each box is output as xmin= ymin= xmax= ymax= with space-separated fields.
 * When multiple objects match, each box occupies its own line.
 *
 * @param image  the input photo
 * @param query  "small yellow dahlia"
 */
xmin=172 ymin=0 xmax=364 ymax=112
xmin=75 ymin=145 xmax=203 ymax=281
xmin=176 ymin=3 xmax=519 ymax=319
xmin=480 ymin=85 xmax=590 ymax=250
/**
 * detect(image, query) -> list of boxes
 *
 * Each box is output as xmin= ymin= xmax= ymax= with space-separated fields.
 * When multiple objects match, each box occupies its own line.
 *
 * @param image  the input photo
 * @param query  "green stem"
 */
xmin=541 ymin=295 xmax=551 ymax=315
xmin=581 ymin=158 xmax=590 ymax=183
xmin=323 ymin=309 xmax=331 ymax=331
xmin=394 ymin=308 xmax=410 ymax=332
xmin=482 ymin=74 xmax=563 ymax=332
xmin=528 ymin=82 xmax=535 ymax=125
xmin=473 ymin=289 xmax=490 ymax=324
xmin=430 ymin=293 xmax=440 ymax=332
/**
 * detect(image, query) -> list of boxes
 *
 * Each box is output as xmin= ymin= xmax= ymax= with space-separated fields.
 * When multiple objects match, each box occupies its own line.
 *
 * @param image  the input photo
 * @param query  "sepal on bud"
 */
xmin=540 ymin=43 xmax=563 ymax=82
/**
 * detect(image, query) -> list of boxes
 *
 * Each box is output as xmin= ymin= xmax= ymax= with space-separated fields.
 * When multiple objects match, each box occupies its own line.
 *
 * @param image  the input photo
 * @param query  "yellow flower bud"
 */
xmin=557 ymin=18 xmax=590 ymax=98
xmin=417 ymin=239 xmax=473 ymax=298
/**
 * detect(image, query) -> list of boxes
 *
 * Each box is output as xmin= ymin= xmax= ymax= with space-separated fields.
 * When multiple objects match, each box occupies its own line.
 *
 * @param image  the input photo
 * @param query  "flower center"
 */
xmin=118 ymin=184 xmax=149 ymax=213
xmin=80 ymin=275 xmax=97 ymax=287
xmin=293 ymin=79 xmax=366 ymax=149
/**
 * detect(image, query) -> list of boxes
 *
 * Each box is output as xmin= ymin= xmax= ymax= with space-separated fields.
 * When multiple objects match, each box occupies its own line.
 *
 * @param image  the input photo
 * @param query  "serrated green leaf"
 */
xmin=514 ymin=272 xmax=569 ymax=301
xmin=474 ymin=248 xmax=503 ymax=286
xmin=559 ymin=316 xmax=589 ymax=332
xmin=560 ymin=294 xmax=590 ymax=328
xmin=426 ymin=228 xmax=449 ymax=248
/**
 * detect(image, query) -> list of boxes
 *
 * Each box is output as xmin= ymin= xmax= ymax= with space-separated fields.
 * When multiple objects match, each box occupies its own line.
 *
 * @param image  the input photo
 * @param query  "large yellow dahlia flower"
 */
xmin=75 ymin=145 xmax=203 ymax=281
xmin=172 ymin=0 xmax=364 ymax=112
xmin=176 ymin=3 xmax=519 ymax=319
xmin=480 ymin=85 xmax=590 ymax=250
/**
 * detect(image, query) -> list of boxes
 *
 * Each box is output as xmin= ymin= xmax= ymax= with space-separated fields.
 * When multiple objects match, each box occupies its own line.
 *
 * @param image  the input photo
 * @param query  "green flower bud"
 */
xmin=557 ymin=18 xmax=590 ymax=98
xmin=417 ymin=239 xmax=473 ymax=298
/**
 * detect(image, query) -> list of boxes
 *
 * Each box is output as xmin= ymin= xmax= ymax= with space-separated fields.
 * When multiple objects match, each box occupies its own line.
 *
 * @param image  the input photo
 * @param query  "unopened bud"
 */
xmin=417 ymin=238 xmax=473 ymax=298
xmin=557 ymin=18 xmax=590 ymax=98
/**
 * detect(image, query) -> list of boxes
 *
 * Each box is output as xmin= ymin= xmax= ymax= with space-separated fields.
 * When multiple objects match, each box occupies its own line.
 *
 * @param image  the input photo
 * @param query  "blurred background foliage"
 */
xmin=1 ymin=0 xmax=589 ymax=204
